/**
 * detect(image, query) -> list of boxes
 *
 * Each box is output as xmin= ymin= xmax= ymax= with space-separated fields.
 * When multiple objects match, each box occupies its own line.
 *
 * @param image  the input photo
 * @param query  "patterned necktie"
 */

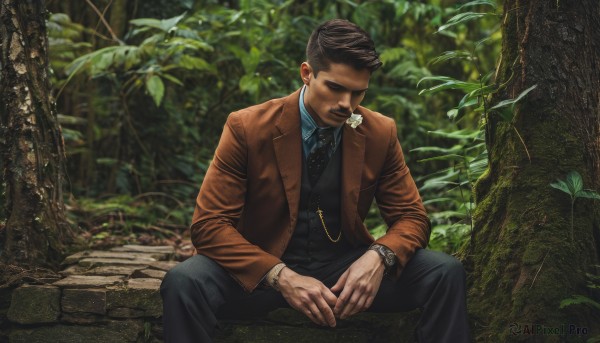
xmin=307 ymin=128 xmax=335 ymax=185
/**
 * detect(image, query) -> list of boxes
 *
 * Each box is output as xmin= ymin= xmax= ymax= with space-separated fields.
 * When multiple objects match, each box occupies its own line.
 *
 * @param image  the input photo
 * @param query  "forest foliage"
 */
xmin=1 ymin=0 xmax=503 ymax=254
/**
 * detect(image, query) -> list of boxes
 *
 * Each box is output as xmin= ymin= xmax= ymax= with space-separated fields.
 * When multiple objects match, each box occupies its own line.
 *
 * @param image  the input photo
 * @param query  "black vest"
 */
xmin=281 ymin=144 xmax=353 ymax=271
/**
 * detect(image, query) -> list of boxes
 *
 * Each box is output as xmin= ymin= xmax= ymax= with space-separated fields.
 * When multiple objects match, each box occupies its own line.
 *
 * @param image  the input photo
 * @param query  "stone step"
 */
xmin=3 ymin=246 xmax=175 ymax=342
xmin=110 ymin=245 xmax=175 ymax=255
xmin=2 ymin=246 xmax=420 ymax=342
xmin=62 ymin=251 xmax=162 ymax=265
xmin=215 ymin=309 xmax=420 ymax=343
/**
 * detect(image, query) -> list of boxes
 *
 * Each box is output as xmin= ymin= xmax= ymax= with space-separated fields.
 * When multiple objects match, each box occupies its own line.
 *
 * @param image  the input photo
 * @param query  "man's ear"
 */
xmin=300 ymin=62 xmax=312 ymax=85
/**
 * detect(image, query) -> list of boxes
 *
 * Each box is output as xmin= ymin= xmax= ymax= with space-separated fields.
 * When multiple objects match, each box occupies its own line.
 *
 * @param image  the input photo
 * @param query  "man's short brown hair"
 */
xmin=306 ymin=19 xmax=382 ymax=76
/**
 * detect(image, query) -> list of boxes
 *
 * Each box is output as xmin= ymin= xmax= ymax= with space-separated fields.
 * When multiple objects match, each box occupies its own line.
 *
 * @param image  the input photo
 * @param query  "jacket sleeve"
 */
xmin=190 ymin=112 xmax=281 ymax=292
xmin=373 ymin=120 xmax=431 ymax=276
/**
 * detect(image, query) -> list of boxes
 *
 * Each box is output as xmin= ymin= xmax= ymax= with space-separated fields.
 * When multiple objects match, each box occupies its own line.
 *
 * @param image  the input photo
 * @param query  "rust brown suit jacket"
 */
xmin=191 ymin=89 xmax=430 ymax=292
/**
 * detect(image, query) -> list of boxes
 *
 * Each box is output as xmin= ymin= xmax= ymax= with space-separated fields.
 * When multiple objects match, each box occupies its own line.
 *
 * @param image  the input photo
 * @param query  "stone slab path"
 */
xmin=4 ymin=245 xmax=174 ymax=343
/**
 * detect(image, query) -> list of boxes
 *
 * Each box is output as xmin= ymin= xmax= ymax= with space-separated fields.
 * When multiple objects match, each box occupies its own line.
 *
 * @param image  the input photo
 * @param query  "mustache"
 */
xmin=330 ymin=108 xmax=351 ymax=116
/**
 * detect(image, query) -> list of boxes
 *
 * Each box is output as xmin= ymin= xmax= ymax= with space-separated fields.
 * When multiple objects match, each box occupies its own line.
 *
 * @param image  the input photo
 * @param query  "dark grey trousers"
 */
xmin=160 ymin=249 xmax=470 ymax=343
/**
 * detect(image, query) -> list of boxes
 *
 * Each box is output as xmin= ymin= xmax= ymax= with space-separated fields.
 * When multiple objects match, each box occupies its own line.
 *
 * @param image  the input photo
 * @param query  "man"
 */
xmin=161 ymin=19 xmax=469 ymax=343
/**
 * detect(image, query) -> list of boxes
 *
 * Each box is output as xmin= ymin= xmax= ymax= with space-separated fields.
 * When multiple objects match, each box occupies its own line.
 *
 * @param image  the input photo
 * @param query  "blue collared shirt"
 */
xmin=299 ymin=86 xmax=343 ymax=158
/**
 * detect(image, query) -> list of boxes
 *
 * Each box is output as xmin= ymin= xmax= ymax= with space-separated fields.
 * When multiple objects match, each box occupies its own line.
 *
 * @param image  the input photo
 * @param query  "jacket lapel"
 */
xmin=341 ymin=123 xmax=366 ymax=243
xmin=273 ymin=89 xmax=367 ymax=240
xmin=273 ymin=90 xmax=302 ymax=229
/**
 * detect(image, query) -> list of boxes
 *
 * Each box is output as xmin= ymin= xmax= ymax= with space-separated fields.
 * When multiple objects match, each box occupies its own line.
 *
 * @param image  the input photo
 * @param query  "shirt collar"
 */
xmin=299 ymin=85 xmax=343 ymax=143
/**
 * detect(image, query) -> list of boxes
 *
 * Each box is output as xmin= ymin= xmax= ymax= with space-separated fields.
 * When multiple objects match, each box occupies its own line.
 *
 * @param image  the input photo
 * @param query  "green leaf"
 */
xmin=411 ymin=146 xmax=461 ymax=154
xmin=490 ymin=85 xmax=537 ymax=110
xmin=430 ymin=210 xmax=467 ymax=219
xmin=429 ymin=50 xmax=472 ymax=65
xmin=497 ymin=108 xmax=514 ymax=122
xmin=575 ymin=190 xmax=600 ymax=200
xmin=89 ymin=51 xmax=114 ymax=76
xmin=587 ymin=335 xmax=600 ymax=343
xmin=458 ymin=0 xmax=497 ymax=10
xmin=550 ymin=180 xmax=572 ymax=196
xmin=130 ymin=18 xmax=162 ymax=29
xmin=423 ymin=197 xmax=456 ymax=205
xmin=130 ymin=13 xmax=186 ymax=32
xmin=179 ymin=55 xmax=212 ymax=71
xmin=369 ymin=224 xmax=387 ymax=240
xmin=559 ymin=295 xmax=600 ymax=310
xmin=447 ymin=108 xmax=459 ymax=119
xmin=566 ymin=170 xmax=583 ymax=194
xmin=427 ymin=129 xmax=482 ymax=140
xmin=448 ymin=96 xmax=480 ymax=120
xmin=239 ymin=74 xmax=259 ymax=95
xmin=418 ymin=154 xmax=465 ymax=163
xmin=65 ymin=46 xmax=120 ymax=76
xmin=465 ymin=84 xmax=496 ymax=98
xmin=161 ymin=74 xmax=184 ymax=86
xmin=146 ymin=75 xmax=165 ymax=106
xmin=168 ymin=37 xmax=214 ymax=52
xmin=379 ymin=47 xmax=409 ymax=64
xmin=458 ymin=98 xmax=480 ymax=111
xmin=418 ymin=76 xmax=480 ymax=95
xmin=57 ymin=114 xmax=87 ymax=125
xmin=61 ymin=128 xmax=84 ymax=142
xmin=96 ymin=158 xmax=119 ymax=166
xmin=243 ymin=46 xmax=261 ymax=73
xmin=438 ymin=12 xmax=489 ymax=33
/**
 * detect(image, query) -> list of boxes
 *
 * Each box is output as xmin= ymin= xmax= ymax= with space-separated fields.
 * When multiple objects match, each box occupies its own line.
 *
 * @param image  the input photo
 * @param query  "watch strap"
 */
xmin=369 ymin=243 xmax=397 ymax=270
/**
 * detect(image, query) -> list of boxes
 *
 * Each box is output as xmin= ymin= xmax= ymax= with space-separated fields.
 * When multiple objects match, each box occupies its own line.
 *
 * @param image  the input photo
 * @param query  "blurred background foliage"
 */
xmin=42 ymin=0 xmax=501 ymax=255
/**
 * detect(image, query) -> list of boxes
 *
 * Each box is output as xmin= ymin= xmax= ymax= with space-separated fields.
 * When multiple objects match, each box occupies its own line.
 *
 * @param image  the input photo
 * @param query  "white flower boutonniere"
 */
xmin=346 ymin=113 xmax=363 ymax=129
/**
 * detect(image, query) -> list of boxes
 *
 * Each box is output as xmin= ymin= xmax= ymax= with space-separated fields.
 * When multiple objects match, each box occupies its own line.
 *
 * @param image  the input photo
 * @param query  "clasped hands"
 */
xmin=277 ymin=250 xmax=385 ymax=327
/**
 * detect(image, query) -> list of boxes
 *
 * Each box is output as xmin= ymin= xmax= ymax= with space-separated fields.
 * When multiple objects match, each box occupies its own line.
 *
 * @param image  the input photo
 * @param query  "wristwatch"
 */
xmin=369 ymin=244 xmax=397 ymax=270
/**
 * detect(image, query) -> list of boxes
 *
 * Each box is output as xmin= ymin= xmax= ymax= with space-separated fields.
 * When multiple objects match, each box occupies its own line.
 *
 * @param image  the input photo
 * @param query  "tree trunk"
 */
xmin=0 ymin=0 xmax=72 ymax=267
xmin=109 ymin=0 xmax=129 ymax=39
xmin=466 ymin=0 xmax=600 ymax=341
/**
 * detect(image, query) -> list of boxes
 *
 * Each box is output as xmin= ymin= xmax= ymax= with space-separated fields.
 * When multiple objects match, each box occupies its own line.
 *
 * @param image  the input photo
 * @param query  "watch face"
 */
xmin=371 ymin=244 xmax=396 ymax=267
xmin=384 ymin=254 xmax=394 ymax=267
xmin=384 ymin=251 xmax=396 ymax=267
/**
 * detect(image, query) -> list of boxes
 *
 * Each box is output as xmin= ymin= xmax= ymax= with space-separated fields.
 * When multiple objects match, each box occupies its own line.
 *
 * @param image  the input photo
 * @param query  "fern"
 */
xmin=550 ymin=171 xmax=600 ymax=242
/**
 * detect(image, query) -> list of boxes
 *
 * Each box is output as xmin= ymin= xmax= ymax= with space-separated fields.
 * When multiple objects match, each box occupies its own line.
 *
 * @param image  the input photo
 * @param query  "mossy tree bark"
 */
xmin=465 ymin=1 xmax=600 ymax=341
xmin=0 ymin=0 xmax=72 ymax=266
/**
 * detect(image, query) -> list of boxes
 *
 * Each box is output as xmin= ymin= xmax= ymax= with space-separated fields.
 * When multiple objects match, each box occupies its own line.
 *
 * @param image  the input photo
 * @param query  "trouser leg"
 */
xmin=160 ymin=255 xmax=231 ymax=343
xmin=160 ymin=254 xmax=287 ymax=343
xmin=369 ymin=249 xmax=470 ymax=343
xmin=160 ymin=249 xmax=469 ymax=343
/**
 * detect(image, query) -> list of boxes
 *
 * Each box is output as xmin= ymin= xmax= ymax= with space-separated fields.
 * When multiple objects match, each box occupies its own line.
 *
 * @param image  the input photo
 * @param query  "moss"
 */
xmin=467 ymin=116 xmax=598 ymax=339
xmin=467 ymin=0 xmax=600 ymax=340
xmin=215 ymin=310 xmax=421 ymax=343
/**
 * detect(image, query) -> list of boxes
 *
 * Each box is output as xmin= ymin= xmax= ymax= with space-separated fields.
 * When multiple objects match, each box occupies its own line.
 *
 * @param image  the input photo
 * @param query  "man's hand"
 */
xmin=277 ymin=267 xmax=338 ymax=327
xmin=331 ymin=250 xmax=385 ymax=319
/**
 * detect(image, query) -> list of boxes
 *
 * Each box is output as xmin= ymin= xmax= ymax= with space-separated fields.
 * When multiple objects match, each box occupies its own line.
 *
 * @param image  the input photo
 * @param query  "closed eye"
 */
xmin=325 ymin=80 xmax=368 ymax=96
xmin=328 ymin=83 xmax=343 ymax=91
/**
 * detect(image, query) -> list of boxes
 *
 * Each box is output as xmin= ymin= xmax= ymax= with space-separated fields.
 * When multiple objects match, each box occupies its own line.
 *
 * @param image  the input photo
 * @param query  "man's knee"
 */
xmin=435 ymin=252 xmax=466 ymax=285
xmin=161 ymin=255 xmax=219 ymax=297
xmin=161 ymin=263 xmax=192 ymax=300
xmin=412 ymin=250 xmax=466 ymax=285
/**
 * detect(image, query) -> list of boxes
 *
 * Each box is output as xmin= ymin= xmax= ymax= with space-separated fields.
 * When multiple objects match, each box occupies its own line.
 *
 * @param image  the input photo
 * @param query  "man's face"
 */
xmin=301 ymin=62 xmax=370 ymax=128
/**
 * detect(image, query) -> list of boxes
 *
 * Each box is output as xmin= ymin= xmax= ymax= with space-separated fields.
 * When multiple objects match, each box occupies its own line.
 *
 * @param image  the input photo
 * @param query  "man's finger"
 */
xmin=353 ymin=294 xmax=368 ymax=315
xmin=316 ymin=299 xmax=337 ymax=327
xmin=330 ymin=270 xmax=348 ymax=293
xmin=340 ymin=289 xmax=362 ymax=319
xmin=308 ymin=303 xmax=326 ymax=326
xmin=334 ymin=287 xmax=353 ymax=317
xmin=322 ymin=287 xmax=338 ymax=307
xmin=303 ymin=308 xmax=320 ymax=325
xmin=364 ymin=295 xmax=375 ymax=311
